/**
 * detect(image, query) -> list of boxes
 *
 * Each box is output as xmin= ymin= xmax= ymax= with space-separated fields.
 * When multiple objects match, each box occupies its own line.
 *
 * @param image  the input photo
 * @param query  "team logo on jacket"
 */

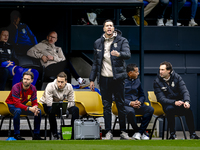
xmin=161 ymin=87 xmax=167 ymax=91
xmin=7 ymin=49 xmax=11 ymax=54
xmin=171 ymin=82 xmax=175 ymax=87
xmin=114 ymin=43 xmax=117 ymax=48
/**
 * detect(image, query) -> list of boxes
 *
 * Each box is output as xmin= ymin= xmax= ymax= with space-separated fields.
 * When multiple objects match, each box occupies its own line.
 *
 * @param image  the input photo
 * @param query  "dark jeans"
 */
xmin=43 ymin=104 xmax=79 ymax=135
xmin=45 ymin=60 xmax=80 ymax=83
xmin=7 ymin=104 xmax=42 ymax=135
xmin=125 ymin=104 xmax=154 ymax=134
xmin=157 ymin=0 xmax=186 ymax=19
xmin=100 ymin=76 xmax=126 ymax=133
xmin=163 ymin=104 xmax=195 ymax=135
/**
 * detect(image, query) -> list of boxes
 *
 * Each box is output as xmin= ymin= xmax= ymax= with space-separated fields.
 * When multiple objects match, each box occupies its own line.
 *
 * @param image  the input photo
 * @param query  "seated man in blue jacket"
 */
xmin=124 ymin=63 xmax=154 ymax=140
xmin=154 ymin=61 xmax=199 ymax=139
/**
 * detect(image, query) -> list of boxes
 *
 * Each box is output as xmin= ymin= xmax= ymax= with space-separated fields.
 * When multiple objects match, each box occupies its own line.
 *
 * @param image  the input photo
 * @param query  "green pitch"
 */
xmin=0 ymin=140 xmax=200 ymax=150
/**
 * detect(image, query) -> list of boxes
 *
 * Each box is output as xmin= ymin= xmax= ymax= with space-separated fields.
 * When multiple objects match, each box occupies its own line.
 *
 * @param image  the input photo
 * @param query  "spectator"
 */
xmin=5 ymin=71 xmax=43 ymax=140
xmin=157 ymin=0 xmax=186 ymax=26
xmin=27 ymin=31 xmax=88 ymax=87
xmin=7 ymin=10 xmax=38 ymax=55
xmin=133 ymin=0 xmax=159 ymax=26
xmin=124 ymin=64 xmax=154 ymax=140
xmin=39 ymin=72 xmax=79 ymax=140
xmin=153 ymin=61 xmax=200 ymax=139
xmin=89 ymin=19 xmax=131 ymax=140
xmin=0 ymin=28 xmax=39 ymax=90
xmin=188 ymin=0 xmax=198 ymax=26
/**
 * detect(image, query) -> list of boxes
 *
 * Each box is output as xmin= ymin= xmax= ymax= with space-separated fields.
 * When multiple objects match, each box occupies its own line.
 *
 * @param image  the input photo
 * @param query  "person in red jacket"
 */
xmin=6 ymin=71 xmax=43 ymax=140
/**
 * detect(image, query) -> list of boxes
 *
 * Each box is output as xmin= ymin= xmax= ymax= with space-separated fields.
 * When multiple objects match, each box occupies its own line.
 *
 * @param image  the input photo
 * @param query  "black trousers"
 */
xmin=43 ymin=104 xmax=79 ymax=136
xmin=163 ymin=104 xmax=195 ymax=135
xmin=100 ymin=76 xmax=126 ymax=133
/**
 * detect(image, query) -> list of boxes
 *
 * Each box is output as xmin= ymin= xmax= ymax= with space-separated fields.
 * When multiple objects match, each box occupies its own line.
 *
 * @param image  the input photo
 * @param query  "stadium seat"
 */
xmin=0 ymin=91 xmax=47 ymax=140
xmin=74 ymin=91 xmax=104 ymax=119
xmin=112 ymin=101 xmax=149 ymax=131
xmin=0 ymin=91 xmax=34 ymax=138
xmin=148 ymin=91 xmax=187 ymax=140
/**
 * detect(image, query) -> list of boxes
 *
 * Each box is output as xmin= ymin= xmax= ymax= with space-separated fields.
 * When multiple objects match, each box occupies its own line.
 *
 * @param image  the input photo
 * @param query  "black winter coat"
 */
xmin=153 ymin=70 xmax=190 ymax=106
xmin=89 ymin=29 xmax=131 ymax=83
xmin=0 ymin=41 xmax=17 ymax=65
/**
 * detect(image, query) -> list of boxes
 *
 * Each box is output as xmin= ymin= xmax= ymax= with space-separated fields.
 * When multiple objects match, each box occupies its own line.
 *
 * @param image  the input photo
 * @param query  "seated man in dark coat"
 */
xmin=124 ymin=63 xmax=154 ymax=140
xmin=153 ymin=61 xmax=199 ymax=139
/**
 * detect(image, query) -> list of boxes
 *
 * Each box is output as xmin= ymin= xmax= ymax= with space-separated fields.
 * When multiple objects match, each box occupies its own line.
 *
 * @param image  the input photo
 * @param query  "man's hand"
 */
xmin=130 ymin=100 xmax=141 ymax=109
xmin=90 ymin=81 xmax=95 ymax=91
xmin=41 ymin=55 xmax=48 ymax=63
xmin=111 ymin=50 xmax=120 ymax=57
xmin=175 ymin=100 xmax=184 ymax=106
xmin=47 ymin=55 xmax=54 ymax=61
xmin=6 ymin=60 xmax=14 ymax=67
xmin=184 ymin=102 xmax=190 ymax=109
xmin=29 ymin=106 xmax=40 ymax=116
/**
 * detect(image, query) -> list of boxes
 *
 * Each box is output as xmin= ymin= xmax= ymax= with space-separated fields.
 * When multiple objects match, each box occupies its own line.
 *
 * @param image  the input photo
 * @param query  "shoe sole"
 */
xmin=79 ymin=84 xmax=90 ymax=89
xmin=132 ymin=16 xmax=139 ymax=26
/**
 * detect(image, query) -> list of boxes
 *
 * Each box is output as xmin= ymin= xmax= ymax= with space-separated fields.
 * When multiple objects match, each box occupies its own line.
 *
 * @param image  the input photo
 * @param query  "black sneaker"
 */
xmin=14 ymin=134 xmax=25 ymax=140
xmin=190 ymin=133 xmax=200 ymax=139
xmin=32 ymin=134 xmax=44 ymax=140
xmin=53 ymin=134 xmax=59 ymax=140
xmin=169 ymin=133 xmax=177 ymax=140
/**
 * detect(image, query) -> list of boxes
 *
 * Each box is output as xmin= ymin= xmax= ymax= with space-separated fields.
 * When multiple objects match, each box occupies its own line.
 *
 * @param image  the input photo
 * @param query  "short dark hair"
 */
xmin=0 ymin=27 xmax=9 ymax=35
xmin=103 ymin=19 xmax=114 ymax=27
xmin=23 ymin=71 xmax=34 ymax=79
xmin=10 ymin=10 xmax=21 ymax=22
xmin=57 ymin=72 xmax=67 ymax=80
xmin=126 ymin=64 xmax=138 ymax=73
xmin=160 ymin=61 xmax=173 ymax=73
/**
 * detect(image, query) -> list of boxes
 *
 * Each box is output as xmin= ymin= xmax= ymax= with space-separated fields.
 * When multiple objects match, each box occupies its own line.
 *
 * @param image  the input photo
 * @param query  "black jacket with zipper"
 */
xmin=89 ymin=29 xmax=131 ymax=83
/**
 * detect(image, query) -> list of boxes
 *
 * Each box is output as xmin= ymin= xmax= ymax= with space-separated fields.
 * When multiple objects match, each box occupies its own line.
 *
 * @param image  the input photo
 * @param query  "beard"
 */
xmin=23 ymin=82 xmax=31 ymax=88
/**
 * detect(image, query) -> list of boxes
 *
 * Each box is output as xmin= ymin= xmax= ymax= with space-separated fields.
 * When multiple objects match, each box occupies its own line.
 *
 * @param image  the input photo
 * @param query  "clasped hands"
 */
xmin=130 ymin=100 xmax=141 ymax=109
xmin=29 ymin=106 xmax=40 ymax=116
xmin=41 ymin=55 xmax=54 ymax=63
xmin=175 ymin=100 xmax=190 ymax=109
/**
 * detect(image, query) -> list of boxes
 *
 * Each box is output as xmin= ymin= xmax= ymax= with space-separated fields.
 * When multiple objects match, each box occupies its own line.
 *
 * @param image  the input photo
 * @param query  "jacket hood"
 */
xmin=101 ymin=29 xmax=122 ymax=39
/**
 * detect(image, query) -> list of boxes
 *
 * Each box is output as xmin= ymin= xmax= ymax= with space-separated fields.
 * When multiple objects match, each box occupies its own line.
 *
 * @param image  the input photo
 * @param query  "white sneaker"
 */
xmin=78 ymin=79 xmax=90 ymax=89
xmin=189 ymin=19 xmax=198 ymax=26
xmin=141 ymin=133 xmax=149 ymax=140
xmin=103 ymin=131 xmax=113 ymax=140
xmin=165 ymin=19 xmax=181 ymax=26
xmin=120 ymin=131 xmax=131 ymax=140
xmin=157 ymin=18 xmax=164 ymax=26
xmin=132 ymin=132 xmax=141 ymax=140
xmin=120 ymin=13 xmax=126 ymax=21
xmin=87 ymin=12 xmax=98 ymax=25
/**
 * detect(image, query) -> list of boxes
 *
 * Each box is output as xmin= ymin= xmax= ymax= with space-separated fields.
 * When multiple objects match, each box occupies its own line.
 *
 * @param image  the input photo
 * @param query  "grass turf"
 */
xmin=0 ymin=140 xmax=200 ymax=150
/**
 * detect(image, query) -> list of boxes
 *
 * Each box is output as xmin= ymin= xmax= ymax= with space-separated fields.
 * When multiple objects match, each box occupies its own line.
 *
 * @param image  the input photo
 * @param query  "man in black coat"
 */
xmin=153 ymin=61 xmax=199 ymax=139
xmin=89 ymin=19 xmax=131 ymax=140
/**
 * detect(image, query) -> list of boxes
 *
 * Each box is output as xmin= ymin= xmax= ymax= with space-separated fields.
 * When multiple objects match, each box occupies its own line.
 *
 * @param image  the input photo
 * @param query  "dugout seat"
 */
xmin=148 ymin=91 xmax=187 ymax=140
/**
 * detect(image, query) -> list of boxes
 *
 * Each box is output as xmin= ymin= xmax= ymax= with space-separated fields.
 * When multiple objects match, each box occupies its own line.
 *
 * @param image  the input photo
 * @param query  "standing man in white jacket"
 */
xmin=39 ymin=72 xmax=79 ymax=140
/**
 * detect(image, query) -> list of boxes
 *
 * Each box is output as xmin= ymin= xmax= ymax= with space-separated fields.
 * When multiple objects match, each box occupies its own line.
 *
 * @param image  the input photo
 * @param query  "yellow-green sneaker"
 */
xmin=132 ymin=15 xmax=148 ymax=26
